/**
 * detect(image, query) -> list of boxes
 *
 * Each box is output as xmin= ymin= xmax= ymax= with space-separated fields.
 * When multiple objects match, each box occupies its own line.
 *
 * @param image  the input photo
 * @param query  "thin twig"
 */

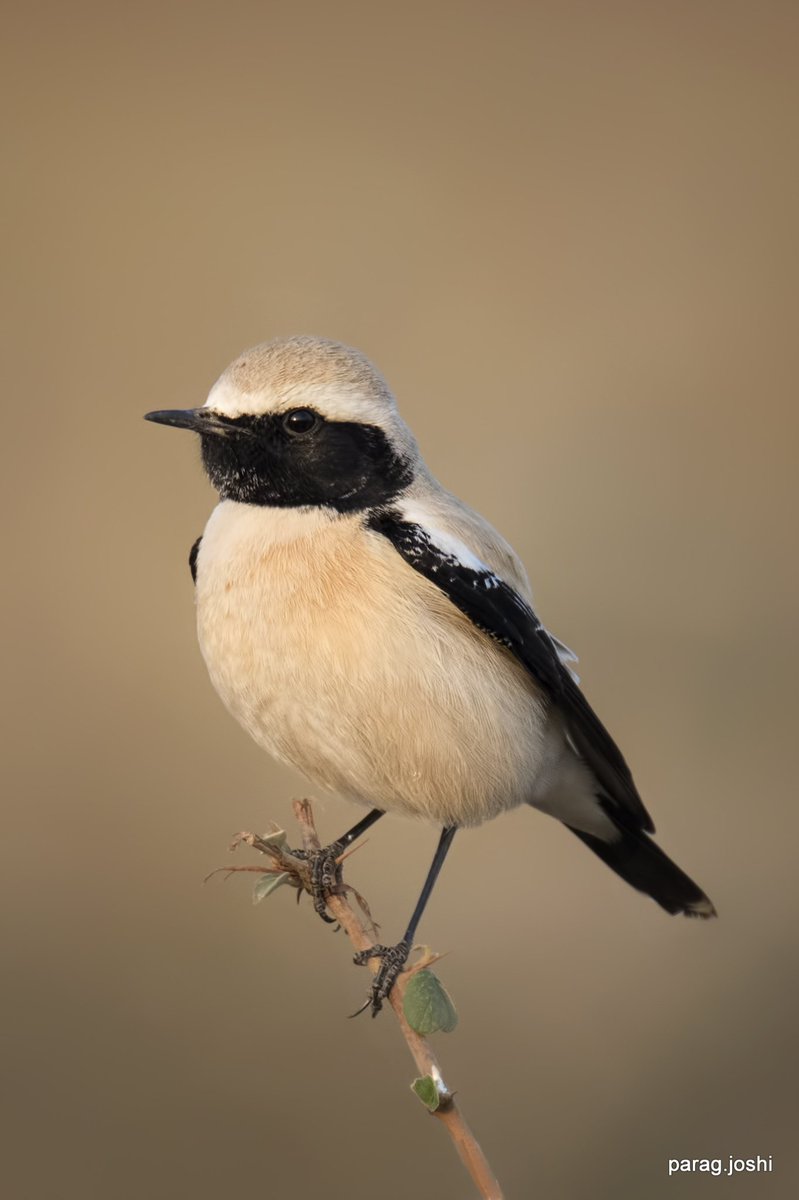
xmin=227 ymin=799 xmax=505 ymax=1200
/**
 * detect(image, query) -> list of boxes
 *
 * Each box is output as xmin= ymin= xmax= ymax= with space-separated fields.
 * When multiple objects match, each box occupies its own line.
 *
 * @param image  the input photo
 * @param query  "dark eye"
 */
xmin=282 ymin=408 xmax=319 ymax=436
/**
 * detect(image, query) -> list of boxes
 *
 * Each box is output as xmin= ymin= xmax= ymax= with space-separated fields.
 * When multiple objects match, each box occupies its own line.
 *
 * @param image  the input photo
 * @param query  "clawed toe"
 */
xmin=351 ymin=938 xmax=411 ymax=1017
xmin=291 ymin=841 xmax=346 ymax=922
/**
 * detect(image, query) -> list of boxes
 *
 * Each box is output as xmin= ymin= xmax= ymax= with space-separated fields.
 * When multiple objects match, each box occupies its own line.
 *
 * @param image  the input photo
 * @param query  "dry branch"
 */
xmin=225 ymin=798 xmax=505 ymax=1200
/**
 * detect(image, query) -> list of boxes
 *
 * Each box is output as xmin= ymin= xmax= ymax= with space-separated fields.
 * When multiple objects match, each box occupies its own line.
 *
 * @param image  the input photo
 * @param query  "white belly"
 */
xmin=194 ymin=501 xmax=549 ymax=827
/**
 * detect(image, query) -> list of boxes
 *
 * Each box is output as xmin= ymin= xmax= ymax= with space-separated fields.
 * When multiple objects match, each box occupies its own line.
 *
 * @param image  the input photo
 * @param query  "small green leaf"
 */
xmin=403 ymin=969 xmax=458 ymax=1034
xmin=252 ymin=872 xmax=291 ymax=904
xmin=411 ymin=1075 xmax=442 ymax=1112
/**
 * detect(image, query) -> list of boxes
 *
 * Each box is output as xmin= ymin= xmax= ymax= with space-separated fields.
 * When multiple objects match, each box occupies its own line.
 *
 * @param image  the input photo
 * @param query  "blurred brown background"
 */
xmin=2 ymin=2 xmax=797 ymax=1197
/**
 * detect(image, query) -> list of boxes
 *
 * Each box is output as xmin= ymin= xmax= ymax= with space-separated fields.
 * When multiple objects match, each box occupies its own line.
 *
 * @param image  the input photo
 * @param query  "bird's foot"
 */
xmin=351 ymin=939 xmax=412 ymax=1017
xmin=290 ymin=841 xmax=346 ymax=923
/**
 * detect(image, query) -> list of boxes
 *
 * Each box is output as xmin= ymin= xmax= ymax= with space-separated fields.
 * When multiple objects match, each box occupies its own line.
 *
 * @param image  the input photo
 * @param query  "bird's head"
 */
xmin=145 ymin=336 xmax=418 ymax=511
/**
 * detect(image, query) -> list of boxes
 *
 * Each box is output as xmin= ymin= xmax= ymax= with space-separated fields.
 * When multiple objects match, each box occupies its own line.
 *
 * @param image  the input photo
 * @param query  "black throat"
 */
xmin=200 ymin=412 xmax=413 ymax=512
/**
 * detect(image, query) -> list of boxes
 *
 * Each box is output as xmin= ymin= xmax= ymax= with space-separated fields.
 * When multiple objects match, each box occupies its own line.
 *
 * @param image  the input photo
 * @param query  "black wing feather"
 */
xmin=189 ymin=536 xmax=202 ymax=584
xmin=368 ymin=511 xmax=654 ymax=834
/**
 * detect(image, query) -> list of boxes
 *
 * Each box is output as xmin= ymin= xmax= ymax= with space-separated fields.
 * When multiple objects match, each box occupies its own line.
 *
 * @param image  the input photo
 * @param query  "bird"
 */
xmin=145 ymin=335 xmax=716 ymax=1015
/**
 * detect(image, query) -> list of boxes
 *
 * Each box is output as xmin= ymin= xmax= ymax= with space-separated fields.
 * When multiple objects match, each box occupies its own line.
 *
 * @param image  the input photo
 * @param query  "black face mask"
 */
xmin=145 ymin=406 xmax=413 ymax=511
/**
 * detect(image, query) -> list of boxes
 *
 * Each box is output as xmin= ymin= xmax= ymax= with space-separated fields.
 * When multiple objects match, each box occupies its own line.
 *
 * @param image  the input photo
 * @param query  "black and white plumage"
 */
xmin=146 ymin=335 xmax=715 ymax=955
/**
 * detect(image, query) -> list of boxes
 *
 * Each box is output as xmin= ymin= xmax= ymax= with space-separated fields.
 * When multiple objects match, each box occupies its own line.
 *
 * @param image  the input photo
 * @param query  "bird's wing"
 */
xmin=367 ymin=502 xmax=654 ymax=833
xmin=403 ymin=476 xmax=535 ymax=599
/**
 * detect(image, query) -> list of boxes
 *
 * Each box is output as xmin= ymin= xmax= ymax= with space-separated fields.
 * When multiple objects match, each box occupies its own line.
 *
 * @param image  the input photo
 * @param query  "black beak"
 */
xmin=143 ymin=408 xmax=233 ymax=435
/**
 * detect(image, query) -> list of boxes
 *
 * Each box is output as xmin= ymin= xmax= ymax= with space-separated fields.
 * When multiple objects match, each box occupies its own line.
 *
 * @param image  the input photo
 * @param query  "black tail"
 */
xmin=568 ymin=817 xmax=716 ymax=919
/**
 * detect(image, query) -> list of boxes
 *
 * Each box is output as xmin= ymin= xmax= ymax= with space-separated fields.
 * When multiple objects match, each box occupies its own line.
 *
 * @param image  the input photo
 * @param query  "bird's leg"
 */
xmin=353 ymin=826 xmax=457 ymax=1016
xmin=291 ymin=808 xmax=384 ymax=923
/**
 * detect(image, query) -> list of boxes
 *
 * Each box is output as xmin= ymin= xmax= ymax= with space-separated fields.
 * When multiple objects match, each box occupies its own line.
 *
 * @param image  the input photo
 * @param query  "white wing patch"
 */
xmin=397 ymin=499 xmax=490 ymax=574
xmin=549 ymin=634 xmax=580 ymax=683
